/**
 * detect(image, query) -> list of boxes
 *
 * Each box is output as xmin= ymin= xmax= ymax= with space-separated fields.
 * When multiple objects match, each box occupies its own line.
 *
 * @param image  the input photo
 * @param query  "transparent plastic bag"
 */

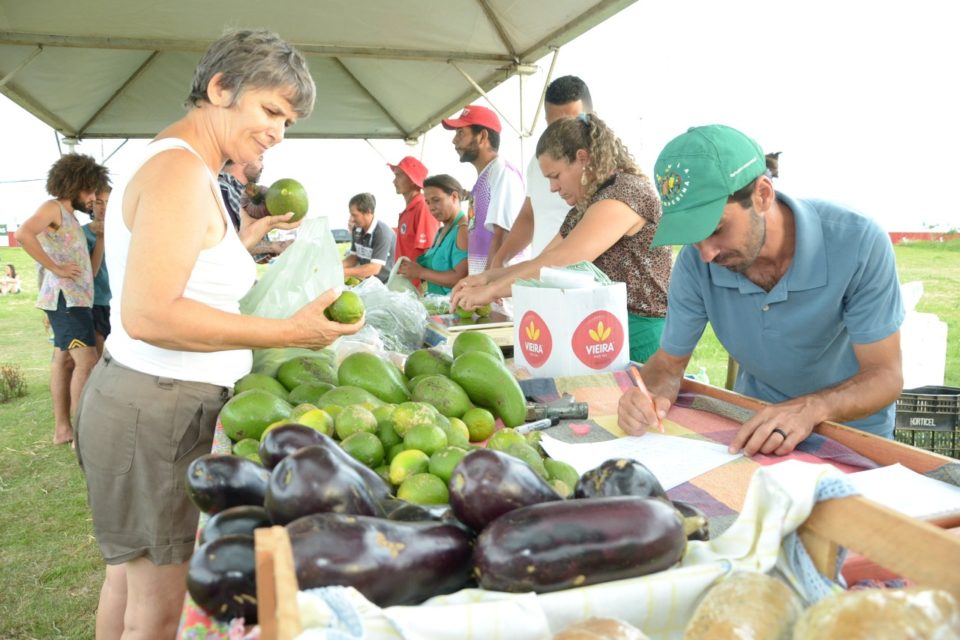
xmin=351 ymin=277 xmax=427 ymax=354
xmin=239 ymin=217 xmax=344 ymax=375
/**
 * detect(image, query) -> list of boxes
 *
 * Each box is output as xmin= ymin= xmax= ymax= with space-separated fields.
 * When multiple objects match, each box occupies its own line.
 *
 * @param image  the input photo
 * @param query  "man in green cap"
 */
xmin=618 ymin=125 xmax=905 ymax=456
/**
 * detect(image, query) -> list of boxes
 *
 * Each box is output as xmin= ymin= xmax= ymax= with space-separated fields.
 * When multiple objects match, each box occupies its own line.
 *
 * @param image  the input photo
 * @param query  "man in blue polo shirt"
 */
xmin=618 ymin=125 xmax=904 ymax=456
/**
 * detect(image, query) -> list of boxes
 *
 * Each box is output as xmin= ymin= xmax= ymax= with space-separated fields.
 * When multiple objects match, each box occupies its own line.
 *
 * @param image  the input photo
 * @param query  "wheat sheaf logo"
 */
xmin=588 ymin=320 xmax=611 ymax=342
xmin=525 ymin=321 xmax=541 ymax=341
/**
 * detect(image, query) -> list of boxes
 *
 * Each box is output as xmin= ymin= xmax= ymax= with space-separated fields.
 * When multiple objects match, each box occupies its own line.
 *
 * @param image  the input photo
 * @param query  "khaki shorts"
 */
xmin=75 ymin=350 xmax=230 ymax=565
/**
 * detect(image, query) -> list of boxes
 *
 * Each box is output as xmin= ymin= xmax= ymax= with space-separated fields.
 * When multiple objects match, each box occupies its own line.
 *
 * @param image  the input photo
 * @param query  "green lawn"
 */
xmin=0 ymin=240 xmax=957 ymax=638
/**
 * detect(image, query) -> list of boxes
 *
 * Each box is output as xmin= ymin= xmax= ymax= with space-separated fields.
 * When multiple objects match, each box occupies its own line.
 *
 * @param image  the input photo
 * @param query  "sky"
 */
xmin=2 ymin=0 xmax=958 ymax=234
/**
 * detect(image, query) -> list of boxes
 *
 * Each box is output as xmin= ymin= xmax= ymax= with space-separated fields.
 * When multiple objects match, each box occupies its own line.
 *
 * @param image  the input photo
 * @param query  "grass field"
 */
xmin=0 ymin=241 xmax=957 ymax=638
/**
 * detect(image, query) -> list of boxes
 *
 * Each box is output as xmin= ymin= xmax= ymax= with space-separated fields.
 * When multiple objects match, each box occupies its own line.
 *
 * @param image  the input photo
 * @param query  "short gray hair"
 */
xmin=187 ymin=29 xmax=315 ymax=118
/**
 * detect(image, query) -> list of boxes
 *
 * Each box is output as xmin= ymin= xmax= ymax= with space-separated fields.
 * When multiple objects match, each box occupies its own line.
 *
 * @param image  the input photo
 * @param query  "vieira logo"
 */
xmin=571 ymin=310 xmax=624 ymax=369
xmin=519 ymin=310 xmax=551 ymax=368
xmin=656 ymin=162 xmax=690 ymax=208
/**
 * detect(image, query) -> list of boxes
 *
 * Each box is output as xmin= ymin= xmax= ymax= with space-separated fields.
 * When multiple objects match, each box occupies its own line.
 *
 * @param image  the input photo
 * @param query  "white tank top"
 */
xmin=104 ymin=138 xmax=257 ymax=387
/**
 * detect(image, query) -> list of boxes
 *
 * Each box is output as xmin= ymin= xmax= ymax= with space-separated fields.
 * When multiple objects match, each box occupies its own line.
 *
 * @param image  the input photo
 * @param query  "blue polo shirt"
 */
xmin=661 ymin=193 xmax=904 ymax=437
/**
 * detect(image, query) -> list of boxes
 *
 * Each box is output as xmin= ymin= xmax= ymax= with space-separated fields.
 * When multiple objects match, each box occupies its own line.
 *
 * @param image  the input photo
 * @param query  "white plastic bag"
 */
xmin=239 ymin=217 xmax=344 ymax=376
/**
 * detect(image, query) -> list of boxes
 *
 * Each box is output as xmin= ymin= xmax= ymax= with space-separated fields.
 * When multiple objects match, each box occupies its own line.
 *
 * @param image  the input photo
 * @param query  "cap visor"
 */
xmin=651 ymin=197 xmax=727 ymax=248
xmin=441 ymin=118 xmax=467 ymax=130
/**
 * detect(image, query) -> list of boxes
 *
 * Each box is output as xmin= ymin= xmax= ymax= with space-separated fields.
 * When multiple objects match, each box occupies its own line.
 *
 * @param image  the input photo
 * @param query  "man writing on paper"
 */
xmin=618 ymin=125 xmax=904 ymax=456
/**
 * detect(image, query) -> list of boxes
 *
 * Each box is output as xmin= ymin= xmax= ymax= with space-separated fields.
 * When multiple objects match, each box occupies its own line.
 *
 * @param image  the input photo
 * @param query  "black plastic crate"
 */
xmin=893 ymin=386 xmax=960 ymax=458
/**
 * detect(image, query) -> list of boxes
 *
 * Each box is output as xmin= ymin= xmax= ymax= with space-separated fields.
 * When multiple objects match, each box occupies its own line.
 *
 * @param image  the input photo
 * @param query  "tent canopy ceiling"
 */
xmin=0 ymin=0 xmax=635 ymax=140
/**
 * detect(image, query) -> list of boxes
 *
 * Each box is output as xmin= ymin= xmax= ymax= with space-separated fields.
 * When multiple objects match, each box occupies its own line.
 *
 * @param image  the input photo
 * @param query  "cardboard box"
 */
xmin=512 ymin=281 xmax=629 ymax=377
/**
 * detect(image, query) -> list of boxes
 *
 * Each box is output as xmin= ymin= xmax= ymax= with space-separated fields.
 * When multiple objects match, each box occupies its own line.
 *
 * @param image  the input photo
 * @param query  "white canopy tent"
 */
xmin=0 ymin=0 xmax=636 ymax=142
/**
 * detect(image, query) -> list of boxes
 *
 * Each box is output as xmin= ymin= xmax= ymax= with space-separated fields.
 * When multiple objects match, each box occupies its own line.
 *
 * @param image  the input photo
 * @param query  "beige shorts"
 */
xmin=75 ymin=350 xmax=230 ymax=565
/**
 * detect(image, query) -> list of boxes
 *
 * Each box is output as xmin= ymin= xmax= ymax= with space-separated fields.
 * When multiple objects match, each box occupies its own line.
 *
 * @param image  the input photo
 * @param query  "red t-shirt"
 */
xmin=395 ymin=192 xmax=440 ymax=265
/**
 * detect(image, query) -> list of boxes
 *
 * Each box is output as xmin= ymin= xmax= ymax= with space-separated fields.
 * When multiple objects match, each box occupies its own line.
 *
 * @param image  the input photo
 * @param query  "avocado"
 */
xmin=220 ymin=389 xmax=293 ymax=441
xmin=449 ymin=351 xmax=525 ymax=427
xmin=403 ymin=348 xmax=454 ymax=379
xmin=317 ymin=385 xmax=385 ymax=409
xmin=233 ymin=372 xmax=289 ymax=399
xmin=452 ymin=331 xmax=504 ymax=362
xmin=276 ymin=354 xmax=338 ymax=391
xmin=337 ymin=351 xmax=410 ymax=404
xmin=411 ymin=374 xmax=471 ymax=418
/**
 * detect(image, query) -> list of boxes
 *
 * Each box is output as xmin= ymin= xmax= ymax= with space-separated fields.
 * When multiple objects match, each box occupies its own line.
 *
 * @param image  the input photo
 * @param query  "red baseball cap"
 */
xmin=441 ymin=104 xmax=502 ymax=133
xmin=388 ymin=156 xmax=428 ymax=188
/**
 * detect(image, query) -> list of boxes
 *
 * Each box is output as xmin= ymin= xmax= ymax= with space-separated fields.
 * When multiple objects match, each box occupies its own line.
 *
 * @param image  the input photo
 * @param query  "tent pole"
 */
xmin=450 ymin=62 xmax=522 ymax=138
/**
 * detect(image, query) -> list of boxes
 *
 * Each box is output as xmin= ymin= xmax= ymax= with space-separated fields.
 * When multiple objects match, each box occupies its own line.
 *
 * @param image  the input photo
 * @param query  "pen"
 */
xmin=514 ymin=418 xmax=554 ymax=435
xmin=629 ymin=364 xmax=664 ymax=433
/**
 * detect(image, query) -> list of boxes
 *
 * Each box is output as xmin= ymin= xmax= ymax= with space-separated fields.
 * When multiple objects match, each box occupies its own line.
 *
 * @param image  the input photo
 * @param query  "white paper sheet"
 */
xmin=539 ymin=433 xmax=742 ymax=490
xmin=847 ymin=463 xmax=960 ymax=520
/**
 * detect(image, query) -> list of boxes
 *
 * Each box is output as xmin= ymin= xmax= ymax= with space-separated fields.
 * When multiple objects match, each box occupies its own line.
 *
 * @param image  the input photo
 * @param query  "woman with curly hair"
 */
xmin=451 ymin=114 xmax=672 ymax=361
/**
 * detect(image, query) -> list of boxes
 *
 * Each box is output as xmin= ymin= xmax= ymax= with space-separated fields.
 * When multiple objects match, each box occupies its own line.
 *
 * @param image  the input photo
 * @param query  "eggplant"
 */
xmin=186 ymin=454 xmax=270 ymax=514
xmin=258 ymin=424 xmax=328 ymax=470
xmin=448 ymin=448 xmax=561 ymax=531
xmin=574 ymin=458 xmax=668 ymax=500
xmin=474 ymin=496 xmax=686 ymax=593
xmin=186 ymin=534 xmax=257 ymax=623
xmin=199 ymin=505 xmax=272 ymax=545
xmin=265 ymin=444 xmax=384 ymax=524
xmin=287 ymin=513 xmax=474 ymax=606
xmin=672 ymin=499 xmax=710 ymax=541
xmin=309 ymin=431 xmax=393 ymax=503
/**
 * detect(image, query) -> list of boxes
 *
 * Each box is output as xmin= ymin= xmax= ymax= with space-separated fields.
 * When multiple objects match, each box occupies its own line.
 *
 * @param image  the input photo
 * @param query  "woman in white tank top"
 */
xmin=74 ymin=30 xmax=364 ymax=639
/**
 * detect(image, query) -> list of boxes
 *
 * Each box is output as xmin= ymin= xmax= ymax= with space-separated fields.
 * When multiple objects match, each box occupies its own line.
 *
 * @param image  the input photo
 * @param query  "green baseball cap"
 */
xmin=651 ymin=125 xmax=766 ymax=247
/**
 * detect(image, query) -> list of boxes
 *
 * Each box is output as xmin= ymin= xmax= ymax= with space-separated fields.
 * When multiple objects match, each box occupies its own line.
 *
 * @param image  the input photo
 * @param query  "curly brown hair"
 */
xmin=535 ymin=113 xmax=646 ymax=213
xmin=45 ymin=154 xmax=110 ymax=200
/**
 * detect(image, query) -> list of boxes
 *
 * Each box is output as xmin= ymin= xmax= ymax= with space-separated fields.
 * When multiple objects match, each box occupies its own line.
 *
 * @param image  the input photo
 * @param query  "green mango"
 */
xmin=449 ymin=351 xmax=525 ymax=427
xmin=337 ymin=352 xmax=410 ymax=404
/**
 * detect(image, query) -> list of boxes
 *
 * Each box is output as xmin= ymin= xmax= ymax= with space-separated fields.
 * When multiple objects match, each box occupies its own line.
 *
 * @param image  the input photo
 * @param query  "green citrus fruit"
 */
xmin=296 ymin=408 xmax=334 ymax=436
xmin=265 ymin=177 xmax=309 ymax=222
xmin=428 ymin=446 xmax=468 ymax=484
xmin=388 ymin=449 xmax=430 ymax=485
xmin=506 ymin=442 xmax=548 ymax=478
xmin=487 ymin=427 xmax=526 ymax=453
xmin=324 ymin=290 xmax=364 ymax=324
xmin=334 ymin=404 xmax=378 ymax=440
xmin=232 ymin=438 xmax=260 ymax=458
xmin=462 ymin=407 xmax=496 ymax=442
xmin=440 ymin=417 xmax=471 ymax=448
xmin=475 ymin=303 xmax=492 ymax=318
xmin=455 ymin=305 xmax=474 ymax=320
xmin=391 ymin=401 xmax=437 ymax=437
xmin=386 ymin=442 xmax=407 ymax=464
xmin=544 ymin=458 xmax=580 ymax=491
xmin=340 ymin=431 xmax=385 ymax=468
xmin=397 ymin=472 xmax=449 ymax=505
xmin=403 ymin=423 xmax=448 ymax=456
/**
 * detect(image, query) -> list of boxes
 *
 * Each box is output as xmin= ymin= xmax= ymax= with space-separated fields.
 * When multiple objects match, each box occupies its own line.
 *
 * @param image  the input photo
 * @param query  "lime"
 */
xmin=386 ymin=442 xmax=407 ymax=464
xmin=296 ymin=408 xmax=334 ymax=437
xmin=544 ymin=458 xmax=580 ymax=491
xmin=440 ymin=417 xmax=471 ymax=448
xmin=377 ymin=420 xmax=402 ymax=450
xmin=391 ymin=401 xmax=437 ymax=437
xmin=403 ymin=423 xmax=448 ymax=456
xmin=323 ymin=404 xmax=344 ymax=418
xmin=389 ymin=449 xmax=430 ymax=485
xmin=397 ymin=472 xmax=449 ymax=505
xmin=340 ymin=431 xmax=385 ymax=468
xmin=265 ymin=177 xmax=309 ymax=222
xmin=462 ymin=407 xmax=496 ymax=442
xmin=475 ymin=303 xmax=492 ymax=318
xmin=290 ymin=403 xmax=319 ymax=420
xmin=374 ymin=464 xmax=392 ymax=485
xmin=334 ymin=405 xmax=378 ymax=440
xmin=324 ymin=290 xmax=364 ymax=324
xmin=455 ymin=305 xmax=474 ymax=320
xmin=232 ymin=438 xmax=260 ymax=458
xmin=487 ymin=427 xmax=526 ymax=452
xmin=428 ymin=446 xmax=468 ymax=484
xmin=506 ymin=442 xmax=548 ymax=478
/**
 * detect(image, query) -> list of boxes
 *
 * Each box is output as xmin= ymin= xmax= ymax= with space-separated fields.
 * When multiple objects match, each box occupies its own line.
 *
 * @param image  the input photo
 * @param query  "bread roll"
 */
xmin=552 ymin=617 xmax=649 ymax=640
xmin=683 ymin=571 xmax=802 ymax=639
xmin=792 ymin=587 xmax=960 ymax=639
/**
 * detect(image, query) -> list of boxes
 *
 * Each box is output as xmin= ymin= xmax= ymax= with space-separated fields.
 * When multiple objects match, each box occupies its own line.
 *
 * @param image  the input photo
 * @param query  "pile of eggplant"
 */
xmin=184 ymin=424 xmax=708 ymax=623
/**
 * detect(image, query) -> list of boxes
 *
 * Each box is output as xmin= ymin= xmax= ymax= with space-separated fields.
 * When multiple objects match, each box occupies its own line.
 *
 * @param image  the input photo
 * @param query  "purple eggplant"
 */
xmin=186 ymin=454 xmax=270 ymax=515
xmin=574 ymin=458 xmax=668 ymax=500
xmin=199 ymin=505 xmax=272 ymax=545
xmin=186 ymin=534 xmax=257 ymax=623
xmin=258 ymin=424 xmax=328 ymax=470
xmin=475 ymin=496 xmax=686 ymax=593
xmin=287 ymin=512 xmax=474 ymax=606
xmin=448 ymin=448 xmax=561 ymax=531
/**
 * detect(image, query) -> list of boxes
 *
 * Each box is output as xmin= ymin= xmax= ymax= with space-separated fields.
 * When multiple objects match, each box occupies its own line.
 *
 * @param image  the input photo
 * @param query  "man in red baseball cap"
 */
xmin=442 ymin=105 xmax=525 ymax=274
xmin=389 ymin=156 xmax=438 ymax=285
